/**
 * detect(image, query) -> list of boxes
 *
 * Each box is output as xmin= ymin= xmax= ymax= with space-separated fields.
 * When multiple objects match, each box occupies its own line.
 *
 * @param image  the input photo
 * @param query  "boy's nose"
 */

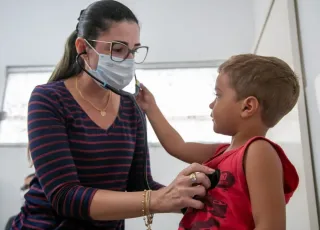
xmin=209 ymin=100 xmax=215 ymax=109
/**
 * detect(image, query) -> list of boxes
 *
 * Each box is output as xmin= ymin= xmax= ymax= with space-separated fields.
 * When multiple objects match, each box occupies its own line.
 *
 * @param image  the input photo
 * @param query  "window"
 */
xmin=131 ymin=68 xmax=230 ymax=143
xmin=0 ymin=65 xmax=230 ymax=144
xmin=0 ymin=67 xmax=53 ymax=144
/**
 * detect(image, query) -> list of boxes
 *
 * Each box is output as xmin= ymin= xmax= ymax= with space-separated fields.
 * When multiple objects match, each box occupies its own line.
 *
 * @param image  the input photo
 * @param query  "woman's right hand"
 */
xmin=151 ymin=163 xmax=214 ymax=213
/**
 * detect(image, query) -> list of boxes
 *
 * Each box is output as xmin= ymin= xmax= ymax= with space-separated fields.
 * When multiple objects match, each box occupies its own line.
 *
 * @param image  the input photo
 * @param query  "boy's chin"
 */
xmin=213 ymin=124 xmax=234 ymax=137
xmin=213 ymin=122 xmax=226 ymax=135
xmin=213 ymin=122 xmax=220 ymax=133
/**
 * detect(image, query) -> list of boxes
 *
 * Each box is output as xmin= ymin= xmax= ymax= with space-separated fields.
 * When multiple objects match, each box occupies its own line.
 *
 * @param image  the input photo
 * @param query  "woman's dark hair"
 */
xmin=48 ymin=0 xmax=139 ymax=83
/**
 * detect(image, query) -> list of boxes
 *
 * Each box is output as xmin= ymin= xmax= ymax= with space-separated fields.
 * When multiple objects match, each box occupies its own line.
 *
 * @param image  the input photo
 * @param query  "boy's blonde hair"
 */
xmin=218 ymin=54 xmax=300 ymax=127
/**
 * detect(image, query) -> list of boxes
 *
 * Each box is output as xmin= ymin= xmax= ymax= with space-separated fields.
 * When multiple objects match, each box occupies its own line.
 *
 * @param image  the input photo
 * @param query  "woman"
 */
xmin=12 ymin=1 xmax=214 ymax=229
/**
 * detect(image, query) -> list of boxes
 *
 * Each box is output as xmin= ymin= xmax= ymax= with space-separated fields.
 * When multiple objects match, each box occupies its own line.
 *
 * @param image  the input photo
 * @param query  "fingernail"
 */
xmin=208 ymin=168 xmax=215 ymax=173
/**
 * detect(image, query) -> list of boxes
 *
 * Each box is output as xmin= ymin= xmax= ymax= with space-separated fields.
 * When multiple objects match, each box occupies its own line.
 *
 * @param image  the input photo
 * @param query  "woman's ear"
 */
xmin=75 ymin=37 xmax=90 ymax=65
xmin=75 ymin=37 xmax=87 ymax=55
xmin=240 ymin=96 xmax=259 ymax=118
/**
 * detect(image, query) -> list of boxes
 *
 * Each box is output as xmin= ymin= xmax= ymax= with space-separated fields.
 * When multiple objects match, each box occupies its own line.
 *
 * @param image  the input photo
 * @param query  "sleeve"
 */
xmin=126 ymin=112 xmax=164 ymax=191
xmin=28 ymin=86 xmax=98 ymax=220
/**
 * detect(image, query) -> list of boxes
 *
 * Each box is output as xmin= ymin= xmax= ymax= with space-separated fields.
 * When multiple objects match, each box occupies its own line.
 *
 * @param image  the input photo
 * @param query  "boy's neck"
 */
xmin=228 ymin=128 xmax=268 ymax=151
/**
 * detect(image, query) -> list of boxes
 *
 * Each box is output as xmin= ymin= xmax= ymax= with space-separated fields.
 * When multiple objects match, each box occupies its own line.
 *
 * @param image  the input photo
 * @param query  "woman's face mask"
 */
xmin=84 ymin=39 xmax=136 ymax=91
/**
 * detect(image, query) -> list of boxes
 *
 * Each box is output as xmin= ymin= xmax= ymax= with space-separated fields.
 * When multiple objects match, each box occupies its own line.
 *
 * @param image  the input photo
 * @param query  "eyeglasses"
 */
xmin=88 ymin=40 xmax=149 ymax=64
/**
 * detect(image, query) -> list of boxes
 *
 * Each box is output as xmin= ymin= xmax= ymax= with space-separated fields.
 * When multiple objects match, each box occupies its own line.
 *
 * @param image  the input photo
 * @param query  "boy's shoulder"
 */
xmin=210 ymin=136 xmax=283 ymax=158
xmin=244 ymin=136 xmax=299 ymax=200
xmin=243 ymin=136 xmax=278 ymax=148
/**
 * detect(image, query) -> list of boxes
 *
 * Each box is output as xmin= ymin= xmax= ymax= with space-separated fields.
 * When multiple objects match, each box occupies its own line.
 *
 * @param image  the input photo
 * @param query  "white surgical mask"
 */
xmin=85 ymin=40 xmax=135 ymax=90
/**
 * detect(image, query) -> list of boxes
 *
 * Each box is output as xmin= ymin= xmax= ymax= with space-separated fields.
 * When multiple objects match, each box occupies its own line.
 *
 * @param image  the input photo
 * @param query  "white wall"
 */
xmin=295 ymin=0 xmax=320 ymax=221
xmin=254 ymin=0 xmax=318 ymax=229
xmin=0 ymin=0 xmax=255 ymax=100
xmin=0 ymin=0 xmax=255 ymax=229
xmin=251 ymin=0 xmax=273 ymax=49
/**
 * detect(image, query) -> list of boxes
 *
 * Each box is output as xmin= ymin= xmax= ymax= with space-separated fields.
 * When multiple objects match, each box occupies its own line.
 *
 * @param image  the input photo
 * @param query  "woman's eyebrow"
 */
xmin=113 ymin=40 xmax=141 ymax=47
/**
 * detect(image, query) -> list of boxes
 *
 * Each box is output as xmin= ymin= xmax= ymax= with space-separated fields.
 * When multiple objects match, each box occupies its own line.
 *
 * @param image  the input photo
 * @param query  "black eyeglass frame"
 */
xmin=87 ymin=39 xmax=149 ymax=64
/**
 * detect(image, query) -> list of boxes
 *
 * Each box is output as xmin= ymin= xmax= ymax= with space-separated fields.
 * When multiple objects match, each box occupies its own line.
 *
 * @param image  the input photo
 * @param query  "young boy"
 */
xmin=137 ymin=54 xmax=299 ymax=230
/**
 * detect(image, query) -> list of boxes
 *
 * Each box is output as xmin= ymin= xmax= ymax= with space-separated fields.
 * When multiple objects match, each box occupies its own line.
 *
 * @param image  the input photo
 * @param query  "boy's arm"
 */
xmin=245 ymin=140 xmax=286 ymax=230
xmin=146 ymin=104 xmax=221 ymax=164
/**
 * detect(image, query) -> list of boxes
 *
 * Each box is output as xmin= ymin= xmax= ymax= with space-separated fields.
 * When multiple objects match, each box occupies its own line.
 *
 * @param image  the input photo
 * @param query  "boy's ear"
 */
xmin=240 ymin=96 xmax=259 ymax=118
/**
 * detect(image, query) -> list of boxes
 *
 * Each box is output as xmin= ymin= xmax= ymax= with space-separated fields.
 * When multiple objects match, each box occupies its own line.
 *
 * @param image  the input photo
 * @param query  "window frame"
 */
xmin=0 ymin=60 xmax=224 ymax=147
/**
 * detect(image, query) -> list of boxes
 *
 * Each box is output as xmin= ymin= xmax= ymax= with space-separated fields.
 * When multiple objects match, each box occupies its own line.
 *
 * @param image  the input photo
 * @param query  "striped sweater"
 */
xmin=12 ymin=81 xmax=163 ymax=230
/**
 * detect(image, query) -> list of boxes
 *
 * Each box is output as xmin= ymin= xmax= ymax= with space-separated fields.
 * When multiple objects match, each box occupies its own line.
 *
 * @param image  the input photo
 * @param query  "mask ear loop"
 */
xmin=82 ymin=39 xmax=100 ymax=71
xmin=84 ymin=39 xmax=99 ymax=55
xmin=76 ymin=52 xmax=104 ymax=85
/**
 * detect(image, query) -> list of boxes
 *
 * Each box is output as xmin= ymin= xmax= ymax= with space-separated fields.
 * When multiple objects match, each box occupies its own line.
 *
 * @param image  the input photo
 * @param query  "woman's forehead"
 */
xmin=97 ymin=21 xmax=140 ymax=46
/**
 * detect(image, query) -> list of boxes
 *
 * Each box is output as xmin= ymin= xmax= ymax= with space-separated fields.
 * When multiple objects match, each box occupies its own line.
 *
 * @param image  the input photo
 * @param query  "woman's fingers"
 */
xmin=184 ymin=185 xmax=207 ymax=197
xmin=181 ymin=163 xmax=215 ymax=177
xmin=161 ymin=163 xmax=217 ymax=212
xmin=179 ymin=172 xmax=211 ymax=189
xmin=194 ymin=173 xmax=211 ymax=189
xmin=182 ymin=186 xmax=207 ymax=209
xmin=183 ymin=197 xmax=204 ymax=210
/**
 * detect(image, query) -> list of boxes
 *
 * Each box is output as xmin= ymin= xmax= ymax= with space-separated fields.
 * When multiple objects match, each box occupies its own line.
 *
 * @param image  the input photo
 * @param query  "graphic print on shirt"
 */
xmin=216 ymin=171 xmax=235 ymax=190
xmin=187 ymin=217 xmax=220 ymax=230
xmin=182 ymin=170 xmax=236 ymax=230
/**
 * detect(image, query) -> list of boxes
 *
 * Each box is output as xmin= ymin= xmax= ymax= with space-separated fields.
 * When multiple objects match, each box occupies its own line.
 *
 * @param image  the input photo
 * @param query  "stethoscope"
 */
xmin=76 ymin=52 xmax=221 ymax=214
xmin=76 ymin=52 xmax=150 ymax=190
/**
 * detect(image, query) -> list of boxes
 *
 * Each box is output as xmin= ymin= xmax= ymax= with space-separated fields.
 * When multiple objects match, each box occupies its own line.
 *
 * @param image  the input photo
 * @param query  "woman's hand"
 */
xmin=150 ymin=163 xmax=214 ymax=213
xmin=136 ymin=84 xmax=157 ymax=113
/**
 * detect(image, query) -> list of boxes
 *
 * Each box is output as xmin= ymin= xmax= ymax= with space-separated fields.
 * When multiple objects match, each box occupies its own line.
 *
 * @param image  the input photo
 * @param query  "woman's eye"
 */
xmin=113 ymin=48 xmax=124 ymax=53
xmin=112 ymin=43 xmax=129 ymax=53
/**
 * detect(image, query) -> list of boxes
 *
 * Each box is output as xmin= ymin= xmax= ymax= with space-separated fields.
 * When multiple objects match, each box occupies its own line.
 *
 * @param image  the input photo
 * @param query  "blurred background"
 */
xmin=0 ymin=0 xmax=319 ymax=229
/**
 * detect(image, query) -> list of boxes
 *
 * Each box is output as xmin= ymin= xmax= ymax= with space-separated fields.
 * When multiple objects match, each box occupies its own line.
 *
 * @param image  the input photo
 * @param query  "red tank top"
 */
xmin=179 ymin=136 xmax=299 ymax=230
